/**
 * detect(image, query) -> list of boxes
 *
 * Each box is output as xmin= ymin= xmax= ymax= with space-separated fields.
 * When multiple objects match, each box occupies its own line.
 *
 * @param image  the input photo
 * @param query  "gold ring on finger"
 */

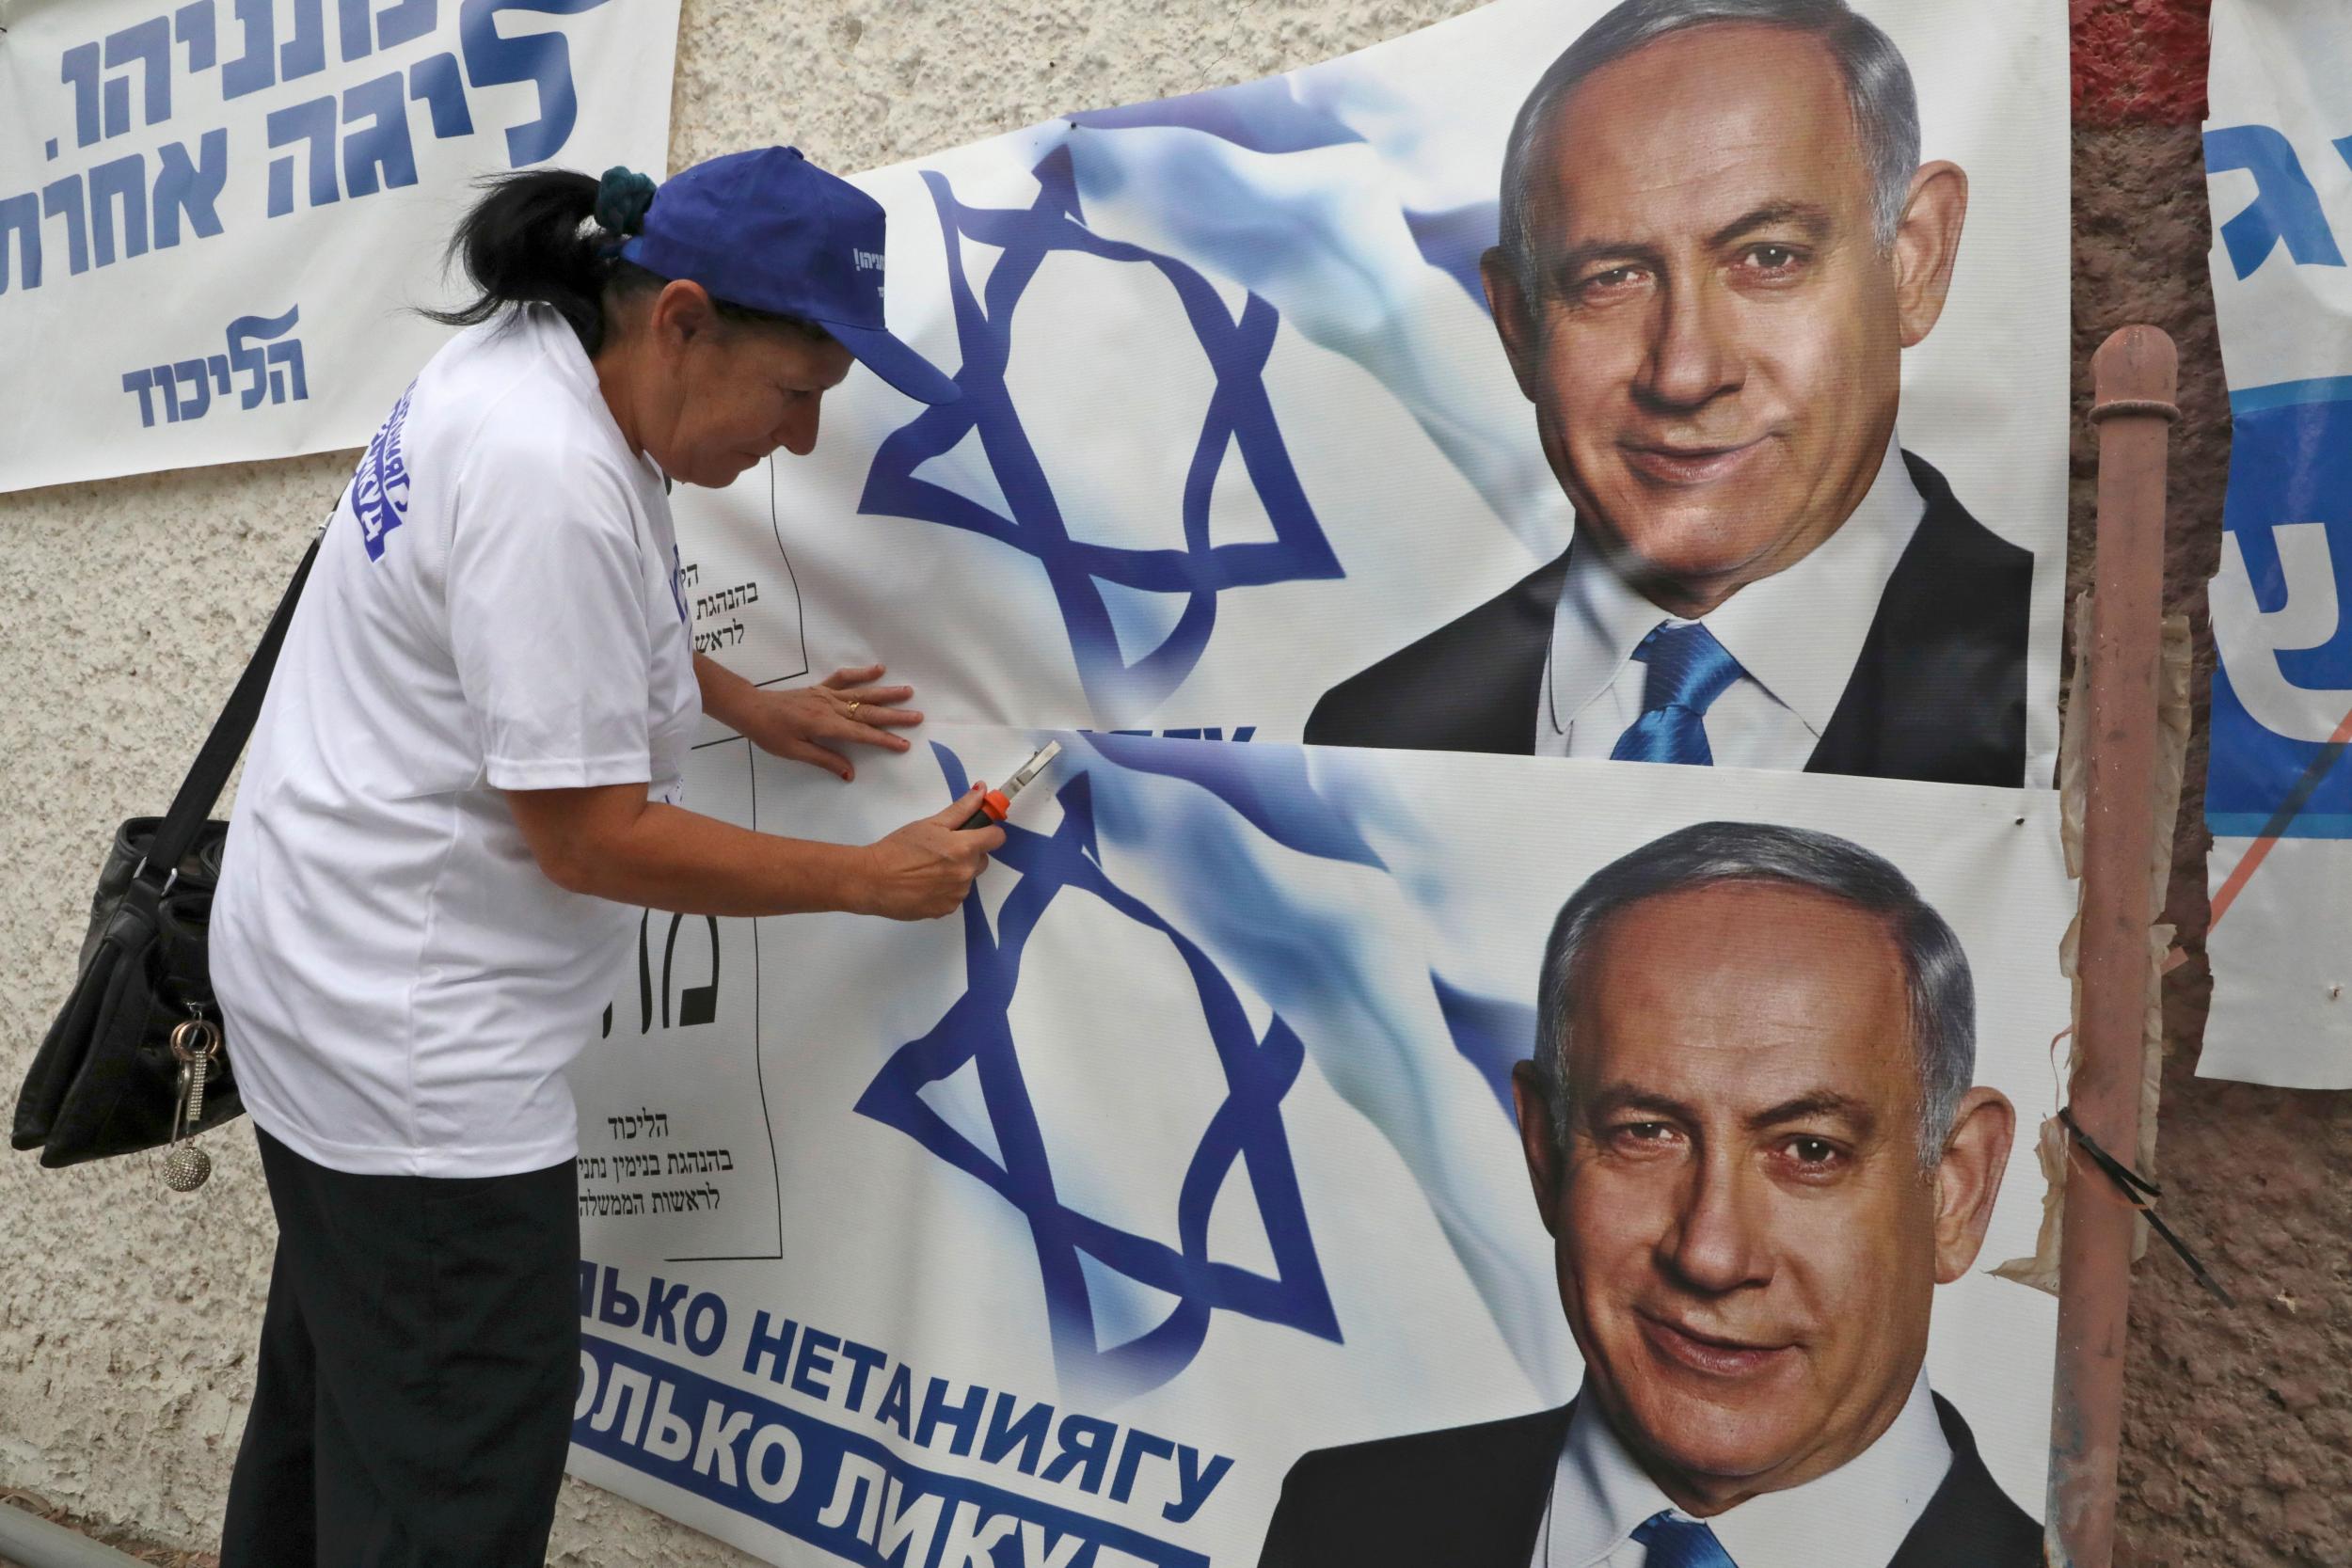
xmin=846 ymin=700 xmax=862 ymax=720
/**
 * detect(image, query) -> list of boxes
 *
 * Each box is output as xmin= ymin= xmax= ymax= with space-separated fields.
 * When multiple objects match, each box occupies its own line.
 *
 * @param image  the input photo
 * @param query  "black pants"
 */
xmin=220 ymin=1127 xmax=580 ymax=1568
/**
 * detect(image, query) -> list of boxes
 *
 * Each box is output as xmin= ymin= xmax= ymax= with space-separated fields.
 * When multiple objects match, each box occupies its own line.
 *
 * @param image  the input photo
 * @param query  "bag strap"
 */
xmin=138 ymin=525 xmax=326 ymax=886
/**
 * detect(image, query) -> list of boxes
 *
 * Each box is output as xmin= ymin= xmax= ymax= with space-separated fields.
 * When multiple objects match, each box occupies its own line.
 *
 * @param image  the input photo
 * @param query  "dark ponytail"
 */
xmin=421 ymin=166 xmax=826 ymax=357
xmin=421 ymin=168 xmax=647 ymax=356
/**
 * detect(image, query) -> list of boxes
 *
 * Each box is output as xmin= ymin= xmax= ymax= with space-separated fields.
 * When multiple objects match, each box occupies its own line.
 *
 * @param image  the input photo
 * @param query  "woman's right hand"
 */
xmin=858 ymin=784 xmax=1005 ymax=920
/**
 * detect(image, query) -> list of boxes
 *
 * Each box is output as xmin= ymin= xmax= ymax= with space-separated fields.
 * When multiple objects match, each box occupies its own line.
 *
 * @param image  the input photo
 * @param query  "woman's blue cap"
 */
xmin=620 ymin=147 xmax=961 ymax=406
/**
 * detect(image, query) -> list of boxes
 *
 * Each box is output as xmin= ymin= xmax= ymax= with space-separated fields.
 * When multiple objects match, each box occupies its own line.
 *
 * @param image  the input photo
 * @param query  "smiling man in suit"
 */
xmin=1304 ymin=0 xmax=2032 ymax=786
xmin=1259 ymin=822 xmax=2039 ymax=1567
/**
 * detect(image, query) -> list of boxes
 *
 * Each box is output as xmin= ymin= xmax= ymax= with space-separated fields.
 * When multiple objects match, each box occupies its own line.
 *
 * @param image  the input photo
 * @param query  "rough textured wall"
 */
xmin=2 ymin=1 xmax=2342 ymax=1565
xmin=2074 ymin=5 xmax=2352 ymax=1566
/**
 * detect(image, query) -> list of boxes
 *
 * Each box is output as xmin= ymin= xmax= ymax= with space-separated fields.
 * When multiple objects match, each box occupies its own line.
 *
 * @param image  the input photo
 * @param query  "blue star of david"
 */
xmin=853 ymin=742 xmax=1340 ymax=1397
xmin=858 ymin=145 xmax=1343 ymax=720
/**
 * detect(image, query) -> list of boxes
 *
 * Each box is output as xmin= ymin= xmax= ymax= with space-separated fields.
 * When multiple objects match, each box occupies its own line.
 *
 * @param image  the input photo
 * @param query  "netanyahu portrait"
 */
xmin=1258 ymin=822 xmax=2039 ymax=1567
xmin=1304 ymin=0 xmax=2032 ymax=787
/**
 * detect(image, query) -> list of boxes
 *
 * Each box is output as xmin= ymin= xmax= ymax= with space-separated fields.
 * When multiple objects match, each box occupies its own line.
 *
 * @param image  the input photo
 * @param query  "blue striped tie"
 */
xmin=1631 ymin=1509 xmax=1740 ymax=1567
xmin=1608 ymin=622 xmax=1744 ymax=767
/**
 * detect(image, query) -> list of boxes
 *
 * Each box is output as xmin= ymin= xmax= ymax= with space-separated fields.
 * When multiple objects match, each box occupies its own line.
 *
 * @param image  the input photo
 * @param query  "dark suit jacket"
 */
xmin=1302 ymin=454 xmax=2033 ymax=788
xmin=1257 ymin=1393 xmax=2040 ymax=1568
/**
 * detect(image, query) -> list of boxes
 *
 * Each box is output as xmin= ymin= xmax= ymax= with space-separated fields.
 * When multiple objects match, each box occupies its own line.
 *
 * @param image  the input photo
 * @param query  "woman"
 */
xmin=210 ymin=146 xmax=1001 ymax=1566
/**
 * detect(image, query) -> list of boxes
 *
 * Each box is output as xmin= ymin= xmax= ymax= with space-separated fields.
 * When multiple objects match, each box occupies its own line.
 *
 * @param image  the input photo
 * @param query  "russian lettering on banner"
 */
xmin=571 ymin=1332 xmax=1210 ymax=1567
xmin=0 ymin=0 xmax=683 ymax=493
xmin=565 ymin=706 xmax=2074 ymax=1563
xmin=2199 ymin=0 xmax=2352 ymax=1087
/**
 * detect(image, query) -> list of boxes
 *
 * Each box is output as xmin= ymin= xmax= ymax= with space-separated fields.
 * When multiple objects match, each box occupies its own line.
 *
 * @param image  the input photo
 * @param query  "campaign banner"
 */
xmin=671 ymin=0 xmax=2069 ymax=789
xmin=2199 ymin=0 xmax=2352 ymax=1087
xmin=0 ymin=0 xmax=679 ymax=495
xmin=563 ymin=728 xmax=2069 ymax=1565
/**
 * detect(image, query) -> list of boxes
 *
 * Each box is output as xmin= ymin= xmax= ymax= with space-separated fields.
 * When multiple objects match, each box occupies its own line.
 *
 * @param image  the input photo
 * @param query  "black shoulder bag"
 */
xmin=12 ymin=531 xmax=321 ymax=1188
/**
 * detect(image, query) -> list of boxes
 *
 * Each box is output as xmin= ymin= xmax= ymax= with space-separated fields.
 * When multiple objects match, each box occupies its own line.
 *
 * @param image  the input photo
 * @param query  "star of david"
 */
xmin=853 ymin=742 xmax=1341 ymax=1397
xmin=858 ymin=144 xmax=1342 ymax=721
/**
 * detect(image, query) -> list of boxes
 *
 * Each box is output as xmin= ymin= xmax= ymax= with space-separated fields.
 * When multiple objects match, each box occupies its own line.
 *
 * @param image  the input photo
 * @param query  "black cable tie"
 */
xmin=2058 ymin=1106 xmax=2235 ymax=1307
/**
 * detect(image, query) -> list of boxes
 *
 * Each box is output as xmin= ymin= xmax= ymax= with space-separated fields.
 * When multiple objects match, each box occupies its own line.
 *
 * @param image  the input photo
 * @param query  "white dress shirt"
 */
xmin=1529 ymin=1370 xmax=1954 ymax=1568
xmin=1534 ymin=437 xmax=1926 ymax=768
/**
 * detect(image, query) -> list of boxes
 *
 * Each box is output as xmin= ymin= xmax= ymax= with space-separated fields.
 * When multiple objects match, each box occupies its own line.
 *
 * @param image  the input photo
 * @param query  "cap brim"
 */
xmin=824 ymin=321 xmax=961 ymax=406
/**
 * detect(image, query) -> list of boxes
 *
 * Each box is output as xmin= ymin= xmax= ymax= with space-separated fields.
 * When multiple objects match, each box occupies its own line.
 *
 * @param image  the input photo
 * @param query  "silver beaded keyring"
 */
xmin=162 ymin=1013 xmax=223 ymax=1192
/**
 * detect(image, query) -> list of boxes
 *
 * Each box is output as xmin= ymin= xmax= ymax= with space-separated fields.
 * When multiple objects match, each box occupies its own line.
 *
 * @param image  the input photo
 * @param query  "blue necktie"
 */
xmin=1608 ymin=622 xmax=1744 ymax=766
xmin=1631 ymin=1509 xmax=1740 ymax=1568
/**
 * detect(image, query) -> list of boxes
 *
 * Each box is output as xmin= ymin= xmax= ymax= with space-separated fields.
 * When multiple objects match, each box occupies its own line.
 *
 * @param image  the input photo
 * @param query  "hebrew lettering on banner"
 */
xmin=566 ymin=723 xmax=2074 ymax=1565
xmin=654 ymin=454 xmax=814 ymax=747
xmin=1 ymin=0 xmax=684 ymax=492
xmin=570 ymin=736 xmax=783 ymax=1263
xmin=119 ymin=302 xmax=305 ymax=426
xmin=2197 ymin=0 xmax=2352 ymax=1087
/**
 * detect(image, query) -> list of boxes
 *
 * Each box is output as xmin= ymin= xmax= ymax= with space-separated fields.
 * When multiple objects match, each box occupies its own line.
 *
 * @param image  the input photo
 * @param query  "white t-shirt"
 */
xmin=212 ymin=306 xmax=701 ymax=1178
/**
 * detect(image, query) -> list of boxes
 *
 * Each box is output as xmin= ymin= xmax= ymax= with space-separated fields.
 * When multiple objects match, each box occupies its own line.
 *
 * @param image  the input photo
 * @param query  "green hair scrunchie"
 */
xmin=595 ymin=166 xmax=658 ymax=236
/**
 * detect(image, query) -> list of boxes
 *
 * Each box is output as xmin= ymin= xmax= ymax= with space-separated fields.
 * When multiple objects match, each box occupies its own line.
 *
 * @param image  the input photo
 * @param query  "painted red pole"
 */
xmin=2047 ymin=325 xmax=2179 ymax=1568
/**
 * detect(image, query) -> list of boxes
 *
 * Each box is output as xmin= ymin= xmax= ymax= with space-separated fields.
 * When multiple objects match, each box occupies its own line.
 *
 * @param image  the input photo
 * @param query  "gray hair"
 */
xmin=1498 ymin=0 xmax=1922 ymax=293
xmin=1531 ymin=821 xmax=1974 ymax=1171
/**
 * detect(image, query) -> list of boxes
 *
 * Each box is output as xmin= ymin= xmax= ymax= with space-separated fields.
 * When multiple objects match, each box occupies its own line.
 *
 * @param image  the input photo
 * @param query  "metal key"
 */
xmin=164 ymin=1016 xmax=220 ymax=1192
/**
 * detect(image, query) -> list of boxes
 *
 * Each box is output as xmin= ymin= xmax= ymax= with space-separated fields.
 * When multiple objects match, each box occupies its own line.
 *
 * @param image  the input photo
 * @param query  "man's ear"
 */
xmin=1481 ymin=245 xmax=1542 ymax=403
xmin=1931 ymin=1085 xmax=2014 ymax=1284
xmin=1511 ymin=1060 xmax=1565 ymax=1238
xmin=1891 ymin=161 xmax=1967 ymax=348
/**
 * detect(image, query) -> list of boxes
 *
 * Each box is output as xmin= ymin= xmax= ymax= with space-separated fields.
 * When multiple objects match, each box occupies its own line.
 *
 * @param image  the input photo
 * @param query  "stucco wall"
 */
xmin=2 ymin=2 xmax=2341 ymax=1565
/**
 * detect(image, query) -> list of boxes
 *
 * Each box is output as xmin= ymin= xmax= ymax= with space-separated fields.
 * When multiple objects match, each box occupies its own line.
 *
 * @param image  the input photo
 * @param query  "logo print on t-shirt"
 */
xmin=668 ymin=544 xmax=691 ymax=625
xmin=353 ymin=383 xmax=416 ymax=562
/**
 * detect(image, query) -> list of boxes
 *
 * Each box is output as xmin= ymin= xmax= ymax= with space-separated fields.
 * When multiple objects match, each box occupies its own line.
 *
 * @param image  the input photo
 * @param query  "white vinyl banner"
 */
xmin=667 ymin=0 xmax=2070 ymax=786
xmin=553 ymin=0 xmax=2074 ymax=1560
xmin=0 ymin=0 xmax=679 ymax=495
xmin=564 ymin=733 xmax=2069 ymax=1565
xmin=2198 ymin=0 xmax=2352 ymax=1087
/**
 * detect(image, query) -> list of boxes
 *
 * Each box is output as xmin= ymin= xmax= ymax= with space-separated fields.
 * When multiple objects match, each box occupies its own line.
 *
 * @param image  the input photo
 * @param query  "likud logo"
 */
xmin=354 ymin=382 xmax=416 ymax=562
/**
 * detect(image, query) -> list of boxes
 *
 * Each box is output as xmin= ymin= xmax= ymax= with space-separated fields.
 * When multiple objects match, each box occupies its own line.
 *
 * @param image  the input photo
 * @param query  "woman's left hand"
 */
xmin=738 ymin=664 xmax=922 ymax=782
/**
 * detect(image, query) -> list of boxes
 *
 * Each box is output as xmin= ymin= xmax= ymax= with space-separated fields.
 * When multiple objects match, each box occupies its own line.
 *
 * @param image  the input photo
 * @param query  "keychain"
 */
xmin=163 ymin=1012 xmax=222 ymax=1192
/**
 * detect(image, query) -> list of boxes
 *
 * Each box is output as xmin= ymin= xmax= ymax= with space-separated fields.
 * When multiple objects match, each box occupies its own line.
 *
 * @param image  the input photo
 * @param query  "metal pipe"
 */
xmin=0 ymin=1502 xmax=152 ymax=1568
xmin=2046 ymin=325 xmax=2180 ymax=1567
